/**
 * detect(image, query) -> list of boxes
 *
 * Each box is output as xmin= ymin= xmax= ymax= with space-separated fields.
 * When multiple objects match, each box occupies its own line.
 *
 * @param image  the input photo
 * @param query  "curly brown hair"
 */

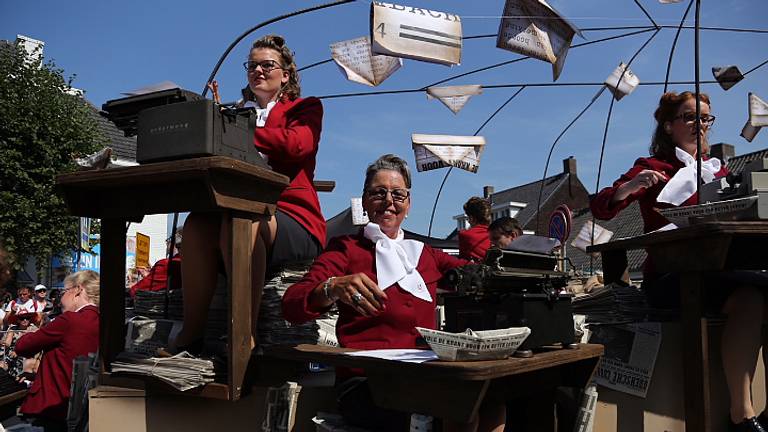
xmin=650 ymin=91 xmax=711 ymax=159
xmin=463 ymin=197 xmax=491 ymax=225
xmin=241 ymin=34 xmax=301 ymax=103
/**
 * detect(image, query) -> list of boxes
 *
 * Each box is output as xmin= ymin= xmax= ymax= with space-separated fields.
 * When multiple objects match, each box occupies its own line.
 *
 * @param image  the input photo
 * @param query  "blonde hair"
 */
xmin=64 ymin=270 xmax=100 ymax=307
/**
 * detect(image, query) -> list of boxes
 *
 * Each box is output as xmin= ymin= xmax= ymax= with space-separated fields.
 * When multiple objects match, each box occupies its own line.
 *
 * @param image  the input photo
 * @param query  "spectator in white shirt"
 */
xmin=4 ymin=287 xmax=36 ymax=326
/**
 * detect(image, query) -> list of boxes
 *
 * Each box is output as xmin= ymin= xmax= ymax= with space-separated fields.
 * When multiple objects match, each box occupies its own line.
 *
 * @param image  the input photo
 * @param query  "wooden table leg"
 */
xmin=600 ymin=249 xmax=628 ymax=285
xmin=100 ymin=218 xmax=127 ymax=372
xmin=226 ymin=214 xmax=253 ymax=401
xmin=680 ymin=271 xmax=711 ymax=432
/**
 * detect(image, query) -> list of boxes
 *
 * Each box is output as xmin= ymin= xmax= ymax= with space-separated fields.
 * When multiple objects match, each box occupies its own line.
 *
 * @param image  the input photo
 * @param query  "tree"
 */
xmin=0 ymin=43 xmax=104 ymax=270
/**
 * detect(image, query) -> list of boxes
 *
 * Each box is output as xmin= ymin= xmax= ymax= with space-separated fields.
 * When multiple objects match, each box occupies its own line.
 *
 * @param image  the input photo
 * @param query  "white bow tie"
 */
xmin=363 ymin=223 xmax=431 ymax=302
xmin=657 ymin=147 xmax=721 ymax=206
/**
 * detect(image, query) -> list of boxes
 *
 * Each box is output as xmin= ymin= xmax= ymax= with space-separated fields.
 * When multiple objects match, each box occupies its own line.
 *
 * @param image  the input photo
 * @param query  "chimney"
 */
xmin=710 ymin=143 xmax=735 ymax=164
xmin=563 ymin=156 xmax=577 ymax=175
xmin=483 ymin=185 xmax=494 ymax=199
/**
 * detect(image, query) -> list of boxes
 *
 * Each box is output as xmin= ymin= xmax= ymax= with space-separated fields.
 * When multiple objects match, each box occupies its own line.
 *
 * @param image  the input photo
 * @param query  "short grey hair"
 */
xmin=363 ymin=154 xmax=412 ymax=192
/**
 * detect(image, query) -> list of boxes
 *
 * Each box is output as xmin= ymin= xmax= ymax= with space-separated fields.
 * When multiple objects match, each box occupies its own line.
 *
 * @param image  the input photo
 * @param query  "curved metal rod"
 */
xmin=633 ymin=0 xmax=660 ymax=29
xmin=201 ymin=0 xmax=356 ymax=96
xmin=694 ymin=0 xmax=702 ymax=196
xmin=426 ymin=87 xmax=527 ymax=237
xmin=589 ymin=29 xmax=661 ymax=265
xmin=534 ymin=87 xmax=606 ymax=233
xmin=664 ymin=0 xmax=694 ymax=93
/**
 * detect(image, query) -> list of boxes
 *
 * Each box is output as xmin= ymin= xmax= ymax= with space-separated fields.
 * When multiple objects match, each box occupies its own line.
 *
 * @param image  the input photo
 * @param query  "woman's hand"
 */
xmin=328 ymin=273 xmax=388 ymax=317
xmin=613 ymin=169 xmax=668 ymax=202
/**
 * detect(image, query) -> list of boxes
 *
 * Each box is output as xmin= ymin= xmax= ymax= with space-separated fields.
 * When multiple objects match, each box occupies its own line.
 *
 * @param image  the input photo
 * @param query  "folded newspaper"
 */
xmin=111 ymin=351 xmax=215 ymax=391
xmin=416 ymin=327 xmax=530 ymax=361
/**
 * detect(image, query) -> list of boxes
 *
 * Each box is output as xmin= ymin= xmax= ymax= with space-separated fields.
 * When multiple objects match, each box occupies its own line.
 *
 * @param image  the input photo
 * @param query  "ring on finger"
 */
xmin=352 ymin=292 xmax=364 ymax=303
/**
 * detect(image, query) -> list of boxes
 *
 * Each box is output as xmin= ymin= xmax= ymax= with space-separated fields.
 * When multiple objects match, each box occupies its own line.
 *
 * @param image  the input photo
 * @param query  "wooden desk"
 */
xmin=261 ymin=343 xmax=603 ymax=427
xmin=56 ymin=156 xmax=289 ymax=401
xmin=588 ymin=221 xmax=768 ymax=432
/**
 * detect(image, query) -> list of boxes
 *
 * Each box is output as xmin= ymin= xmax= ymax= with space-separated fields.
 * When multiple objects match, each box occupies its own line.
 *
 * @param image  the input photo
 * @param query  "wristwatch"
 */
xmin=323 ymin=277 xmax=337 ymax=302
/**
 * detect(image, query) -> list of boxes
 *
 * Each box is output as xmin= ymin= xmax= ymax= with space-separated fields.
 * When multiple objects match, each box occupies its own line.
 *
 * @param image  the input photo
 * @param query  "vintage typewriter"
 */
xmin=102 ymin=88 xmax=269 ymax=167
xmin=659 ymin=157 xmax=768 ymax=225
xmin=442 ymin=237 xmax=576 ymax=356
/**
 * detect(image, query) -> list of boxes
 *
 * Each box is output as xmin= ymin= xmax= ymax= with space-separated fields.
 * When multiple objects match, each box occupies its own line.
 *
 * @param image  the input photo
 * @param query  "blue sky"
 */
xmin=2 ymin=0 xmax=766 ymax=237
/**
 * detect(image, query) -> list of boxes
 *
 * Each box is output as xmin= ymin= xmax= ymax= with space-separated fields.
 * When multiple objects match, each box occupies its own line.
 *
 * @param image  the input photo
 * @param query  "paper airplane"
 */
xmin=711 ymin=65 xmax=744 ymax=91
xmin=749 ymin=93 xmax=768 ymax=127
xmin=571 ymin=220 xmax=614 ymax=253
xmin=371 ymin=1 xmax=462 ymax=66
xmin=412 ymin=134 xmax=485 ymax=173
xmin=496 ymin=0 xmax=582 ymax=81
xmin=426 ymin=85 xmax=482 ymax=114
xmin=605 ymin=62 xmax=640 ymax=101
xmin=330 ymin=36 xmax=402 ymax=87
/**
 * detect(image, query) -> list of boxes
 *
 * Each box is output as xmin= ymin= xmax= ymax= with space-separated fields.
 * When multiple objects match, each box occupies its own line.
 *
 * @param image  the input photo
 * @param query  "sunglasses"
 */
xmin=242 ymin=60 xmax=283 ymax=74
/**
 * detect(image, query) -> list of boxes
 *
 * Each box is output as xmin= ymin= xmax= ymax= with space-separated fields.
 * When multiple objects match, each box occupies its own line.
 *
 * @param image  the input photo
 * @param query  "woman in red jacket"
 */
xmin=283 ymin=155 xmax=504 ymax=432
xmin=458 ymin=196 xmax=491 ymax=261
xmin=15 ymin=270 xmax=99 ymax=432
xmin=592 ymin=92 xmax=767 ymax=432
xmin=173 ymin=35 xmax=325 ymax=352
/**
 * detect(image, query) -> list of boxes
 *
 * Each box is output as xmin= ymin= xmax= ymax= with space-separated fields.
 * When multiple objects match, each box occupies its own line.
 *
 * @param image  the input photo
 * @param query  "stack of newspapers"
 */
xmin=111 ymin=351 xmax=215 ymax=391
xmin=572 ymin=282 xmax=674 ymax=324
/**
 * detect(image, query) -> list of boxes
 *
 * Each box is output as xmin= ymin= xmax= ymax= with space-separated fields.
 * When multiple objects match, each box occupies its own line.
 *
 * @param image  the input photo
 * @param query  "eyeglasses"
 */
xmin=673 ymin=112 xmax=716 ymax=127
xmin=366 ymin=188 xmax=410 ymax=203
xmin=243 ymin=60 xmax=283 ymax=73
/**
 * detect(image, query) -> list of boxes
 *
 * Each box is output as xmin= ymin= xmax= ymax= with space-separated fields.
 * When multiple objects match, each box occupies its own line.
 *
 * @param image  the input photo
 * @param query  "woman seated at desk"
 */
xmin=592 ymin=91 xmax=768 ymax=432
xmin=283 ymin=154 xmax=505 ymax=432
xmin=173 ymin=34 xmax=326 ymax=353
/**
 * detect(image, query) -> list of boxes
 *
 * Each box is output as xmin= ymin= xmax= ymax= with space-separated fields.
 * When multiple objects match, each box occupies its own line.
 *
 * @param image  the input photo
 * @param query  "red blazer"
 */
xmin=458 ymin=224 xmax=490 ymax=261
xmin=129 ymin=255 xmax=181 ymax=298
xmin=282 ymin=233 xmax=468 ymax=350
xmin=15 ymin=305 xmax=99 ymax=421
xmin=591 ymin=154 xmax=728 ymax=233
xmin=591 ymin=154 xmax=727 ymax=276
xmin=255 ymin=97 xmax=326 ymax=246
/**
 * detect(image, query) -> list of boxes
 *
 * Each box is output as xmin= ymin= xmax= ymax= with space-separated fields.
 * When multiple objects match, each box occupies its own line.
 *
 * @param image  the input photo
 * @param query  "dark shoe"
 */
xmin=731 ymin=417 xmax=768 ymax=432
xmin=759 ymin=412 xmax=768 ymax=430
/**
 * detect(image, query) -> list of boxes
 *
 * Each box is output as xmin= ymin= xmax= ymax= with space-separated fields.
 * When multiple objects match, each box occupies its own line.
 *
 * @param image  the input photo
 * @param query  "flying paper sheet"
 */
xmin=351 ymin=197 xmax=369 ymax=225
xmin=426 ymin=85 xmax=482 ymax=114
xmin=371 ymin=1 xmax=462 ymax=66
xmin=412 ymin=134 xmax=485 ymax=173
xmin=712 ymin=65 xmax=744 ymax=91
xmin=741 ymin=121 xmax=762 ymax=143
xmin=571 ymin=220 xmax=614 ymax=253
xmin=749 ymin=93 xmax=768 ymax=127
xmin=330 ymin=36 xmax=402 ymax=87
xmin=605 ymin=62 xmax=639 ymax=101
xmin=496 ymin=0 xmax=581 ymax=81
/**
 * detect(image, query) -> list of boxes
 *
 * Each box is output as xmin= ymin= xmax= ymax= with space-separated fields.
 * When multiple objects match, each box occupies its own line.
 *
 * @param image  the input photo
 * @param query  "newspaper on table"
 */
xmin=589 ymin=322 xmax=662 ymax=398
xmin=604 ymin=62 xmax=639 ymax=101
xmin=742 ymin=120 xmax=762 ymax=142
xmin=416 ymin=327 xmax=531 ymax=361
xmin=749 ymin=93 xmax=768 ymax=127
xmin=111 ymin=351 xmax=215 ymax=392
xmin=330 ymin=36 xmax=402 ymax=87
xmin=370 ymin=1 xmax=462 ymax=66
xmin=496 ymin=0 xmax=582 ymax=81
xmin=412 ymin=134 xmax=485 ymax=173
xmin=426 ymin=85 xmax=482 ymax=114
xmin=712 ymin=65 xmax=744 ymax=91
xmin=571 ymin=220 xmax=614 ymax=253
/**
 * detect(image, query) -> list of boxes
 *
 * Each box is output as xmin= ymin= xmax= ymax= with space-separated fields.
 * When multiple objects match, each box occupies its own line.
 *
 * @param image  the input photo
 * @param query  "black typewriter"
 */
xmin=102 ymin=88 xmax=269 ymax=167
xmin=442 ymin=240 xmax=576 ymax=356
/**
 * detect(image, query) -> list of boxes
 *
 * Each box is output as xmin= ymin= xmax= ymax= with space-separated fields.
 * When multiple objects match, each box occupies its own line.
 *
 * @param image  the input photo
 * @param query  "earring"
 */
xmin=405 ymin=214 xmax=408 ymax=219
xmin=362 ymin=210 xmax=367 ymax=217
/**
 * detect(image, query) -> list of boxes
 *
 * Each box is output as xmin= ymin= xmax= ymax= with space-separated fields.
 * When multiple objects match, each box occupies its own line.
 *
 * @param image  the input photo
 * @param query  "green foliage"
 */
xmin=0 ymin=44 xmax=104 ymax=269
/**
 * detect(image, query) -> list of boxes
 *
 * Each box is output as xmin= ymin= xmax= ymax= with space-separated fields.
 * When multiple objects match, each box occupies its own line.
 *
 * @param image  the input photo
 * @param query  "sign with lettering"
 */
xmin=135 ymin=232 xmax=150 ymax=269
xmin=371 ymin=1 xmax=462 ymax=66
xmin=412 ymin=134 xmax=485 ymax=173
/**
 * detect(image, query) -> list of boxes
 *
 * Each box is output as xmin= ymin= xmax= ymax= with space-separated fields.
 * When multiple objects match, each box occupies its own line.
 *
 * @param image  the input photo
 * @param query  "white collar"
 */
xmin=657 ymin=147 xmax=721 ymax=206
xmin=75 ymin=303 xmax=96 ymax=313
xmin=363 ymin=223 xmax=431 ymax=302
xmin=243 ymin=100 xmax=277 ymax=127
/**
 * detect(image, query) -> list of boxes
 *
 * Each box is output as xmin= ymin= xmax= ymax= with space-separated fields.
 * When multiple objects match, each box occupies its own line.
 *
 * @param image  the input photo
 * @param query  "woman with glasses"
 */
xmin=283 ymin=155 xmax=505 ymax=432
xmin=592 ymin=92 xmax=768 ymax=432
xmin=173 ymin=34 xmax=325 ymax=353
